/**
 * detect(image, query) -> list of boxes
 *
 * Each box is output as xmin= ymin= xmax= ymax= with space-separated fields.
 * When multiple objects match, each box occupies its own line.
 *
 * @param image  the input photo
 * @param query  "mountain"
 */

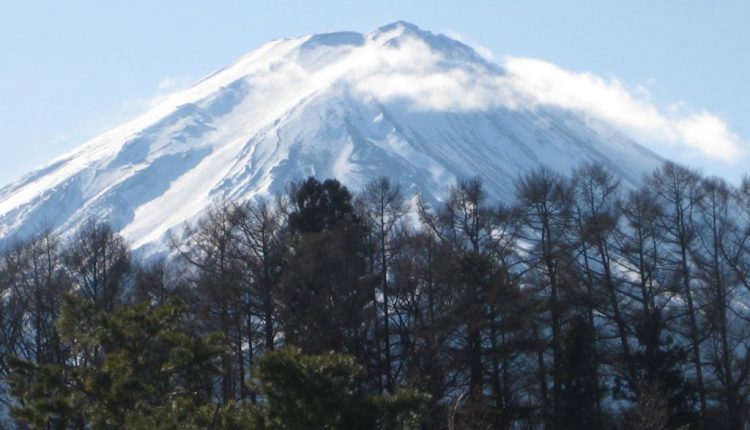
xmin=0 ymin=21 xmax=662 ymax=257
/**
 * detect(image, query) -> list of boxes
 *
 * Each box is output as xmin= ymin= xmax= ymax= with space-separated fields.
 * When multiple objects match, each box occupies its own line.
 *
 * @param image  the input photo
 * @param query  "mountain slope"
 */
xmin=0 ymin=21 xmax=662 ymax=256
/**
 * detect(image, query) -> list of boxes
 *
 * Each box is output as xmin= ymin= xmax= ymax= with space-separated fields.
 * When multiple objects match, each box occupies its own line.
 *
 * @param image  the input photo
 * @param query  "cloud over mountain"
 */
xmin=0 ymin=22 xmax=700 ymax=257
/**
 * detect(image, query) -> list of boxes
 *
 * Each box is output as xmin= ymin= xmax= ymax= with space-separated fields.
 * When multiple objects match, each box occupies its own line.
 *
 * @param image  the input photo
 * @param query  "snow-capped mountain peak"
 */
xmin=0 ymin=22 xmax=662 ymax=256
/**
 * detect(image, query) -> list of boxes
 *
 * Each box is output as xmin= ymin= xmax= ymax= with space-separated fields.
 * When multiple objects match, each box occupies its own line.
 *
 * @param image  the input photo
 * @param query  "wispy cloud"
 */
xmin=445 ymin=31 xmax=495 ymax=61
xmin=343 ymin=33 xmax=744 ymax=163
xmin=349 ymin=38 xmax=515 ymax=111
xmin=122 ymin=75 xmax=193 ymax=111
xmin=156 ymin=77 xmax=185 ymax=92
xmin=502 ymin=57 xmax=744 ymax=162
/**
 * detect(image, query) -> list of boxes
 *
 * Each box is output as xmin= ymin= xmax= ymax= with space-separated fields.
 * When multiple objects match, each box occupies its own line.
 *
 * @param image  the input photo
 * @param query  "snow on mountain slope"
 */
xmin=0 ymin=21 xmax=662 ymax=256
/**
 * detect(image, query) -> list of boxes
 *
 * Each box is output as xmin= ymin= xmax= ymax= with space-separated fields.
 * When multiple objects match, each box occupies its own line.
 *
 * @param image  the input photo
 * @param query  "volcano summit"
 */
xmin=0 ymin=21 xmax=662 ymax=256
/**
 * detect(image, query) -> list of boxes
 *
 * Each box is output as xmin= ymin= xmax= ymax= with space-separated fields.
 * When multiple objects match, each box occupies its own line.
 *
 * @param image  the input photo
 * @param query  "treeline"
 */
xmin=2 ymin=161 xmax=750 ymax=429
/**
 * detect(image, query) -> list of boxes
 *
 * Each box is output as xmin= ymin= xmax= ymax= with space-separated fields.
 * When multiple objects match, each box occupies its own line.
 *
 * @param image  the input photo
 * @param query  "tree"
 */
xmin=358 ymin=177 xmax=408 ymax=393
xmin=571 ymin=163 xmax=632 ymax=393
xmin=558 ymin=315 xmax=601 ymax=430
xmin=617 ymin=309 xmax=696 ymax=429
xmin=231 ymin=198 xmax=286 ymax=353
xmin=278 ymin=177 xmax=376 ymax=390
xmin=63 ymin=219 xmax=131 ymax=312
xmin=648 ymin=162 xmax=708 ymax=426
xmin=8 ymin=296 xmax=223 ymax=429
xmin=694 ymin=176 xmax=750 ymax=429
xmin=390 ymin=231 xmax=461 ymax=428
xmin=173 ymin=201 xmax=245 ymax=402
xmin=419 ymin=178 xmax=495 ymax=405
xmin=254 ymin=347 xmax=428 ymax=430
xmin=278 ymin=223 xmax=373 ymax=356
xmin=287 ymin=177 xmax=355 ymax=235
xmin=0 ymin=242 xmax=32 ymax=413
xmin=515 ymin=167 xmax=575 ymax=426
xmin=133 ymin=258 xmax=187 ymax=307
xmin=419 ymin=178 xmax=535 ymax=428
xmin=616 ymin=188 xmax=666 ymax=318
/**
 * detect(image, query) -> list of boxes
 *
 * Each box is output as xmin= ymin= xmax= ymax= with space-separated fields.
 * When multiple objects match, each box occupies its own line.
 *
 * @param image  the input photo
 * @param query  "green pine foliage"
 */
xmin=8 ymin=299 xmax=428 ymax=429
xmin=253 ymin=347 xmax=429 ymax=430
xmin=9 ymin=295 xmax=224 ymax=429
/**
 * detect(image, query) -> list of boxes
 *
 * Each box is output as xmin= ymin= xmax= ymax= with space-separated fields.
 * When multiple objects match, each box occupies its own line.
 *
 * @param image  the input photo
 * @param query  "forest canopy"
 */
xmin=2 ymin=161 xmax=750 ymax=429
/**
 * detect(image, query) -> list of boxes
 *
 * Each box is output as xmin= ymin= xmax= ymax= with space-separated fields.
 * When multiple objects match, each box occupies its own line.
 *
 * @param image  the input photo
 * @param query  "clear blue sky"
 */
xmin=1 ymin=0 xmax=748 ymax=184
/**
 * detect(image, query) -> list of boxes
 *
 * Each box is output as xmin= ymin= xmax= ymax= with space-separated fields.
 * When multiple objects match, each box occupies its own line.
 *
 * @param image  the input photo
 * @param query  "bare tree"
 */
xmin=516 ymin=167 xmax=575 ymax=426
xmin=173 ymin=201 xmax=244 ymax=402
xmin=358 ymin=177 xmax=408 ymax=392
xmin=231 ymin=196 xmax=286 ymax=400
xmin=572 ymin=163 xmax=635 ymax=400
xmin=648 ymin=161 xmax=709 ymax=427
xmin=694 ymin=177 xmax=750 ymax=429
xmin=63 ymin=219 xmax=130 ymax=312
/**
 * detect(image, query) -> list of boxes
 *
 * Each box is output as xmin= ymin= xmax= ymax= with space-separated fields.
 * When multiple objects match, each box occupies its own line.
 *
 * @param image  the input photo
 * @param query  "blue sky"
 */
xmin=1 ymin=0 xmax=748 ymax=184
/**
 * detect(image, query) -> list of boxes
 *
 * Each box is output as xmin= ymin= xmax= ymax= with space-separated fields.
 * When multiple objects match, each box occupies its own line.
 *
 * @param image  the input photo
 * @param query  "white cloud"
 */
xmin=501 ymin=57 xmax=744 ymax=161
xmin=123 ymin=75 xmax=193 ymax=112
xmin=676 ymin=113 xmax=741 ymax=161
xmin=445 ymin=31 xmax=495 ymax=61
xmin=339 ymin=31 xmax=744 ymax=163
xmin=346 ymin=37 xmax=516 ymax=111
xmin=157 ymin=77 xmax=181 ymax=92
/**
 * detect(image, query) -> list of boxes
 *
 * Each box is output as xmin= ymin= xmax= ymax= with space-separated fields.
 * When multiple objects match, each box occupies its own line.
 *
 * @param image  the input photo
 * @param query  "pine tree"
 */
xmin=254 ymin=347 xmax=428 ymax=430
xmin=8 ymin=296 xmax=223 ymax=429
xmin=558 ymin=315 xmax=601 ymax=430
xmin=618 ymin=309 xmax=697 ymax=429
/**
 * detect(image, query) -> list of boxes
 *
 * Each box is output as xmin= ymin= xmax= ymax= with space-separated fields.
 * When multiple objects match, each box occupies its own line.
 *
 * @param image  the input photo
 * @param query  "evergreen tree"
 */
xmin=617 ymin=309 xmax=697 ymax=429
xmin=8 ymin=296 xmax=223 ymax=429
xmin=288 ymin=177 xmax=355 ymax=235
xmin=278 ymin=177 xmax=378 ymax=388
xmin=558 ymin=315 xmax=601 ymax=430
xmin=254 ymin=347 xmax=428 ymax=430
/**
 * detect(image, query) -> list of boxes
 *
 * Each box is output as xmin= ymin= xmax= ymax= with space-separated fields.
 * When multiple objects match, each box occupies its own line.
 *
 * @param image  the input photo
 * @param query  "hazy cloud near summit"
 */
xmin=123 ymin=31 xmax=745 ymax=167
xmin=344 ymin=34 xmax=744 ymax=163
xmin=502 ymin=57 xmax=744 ymax=162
